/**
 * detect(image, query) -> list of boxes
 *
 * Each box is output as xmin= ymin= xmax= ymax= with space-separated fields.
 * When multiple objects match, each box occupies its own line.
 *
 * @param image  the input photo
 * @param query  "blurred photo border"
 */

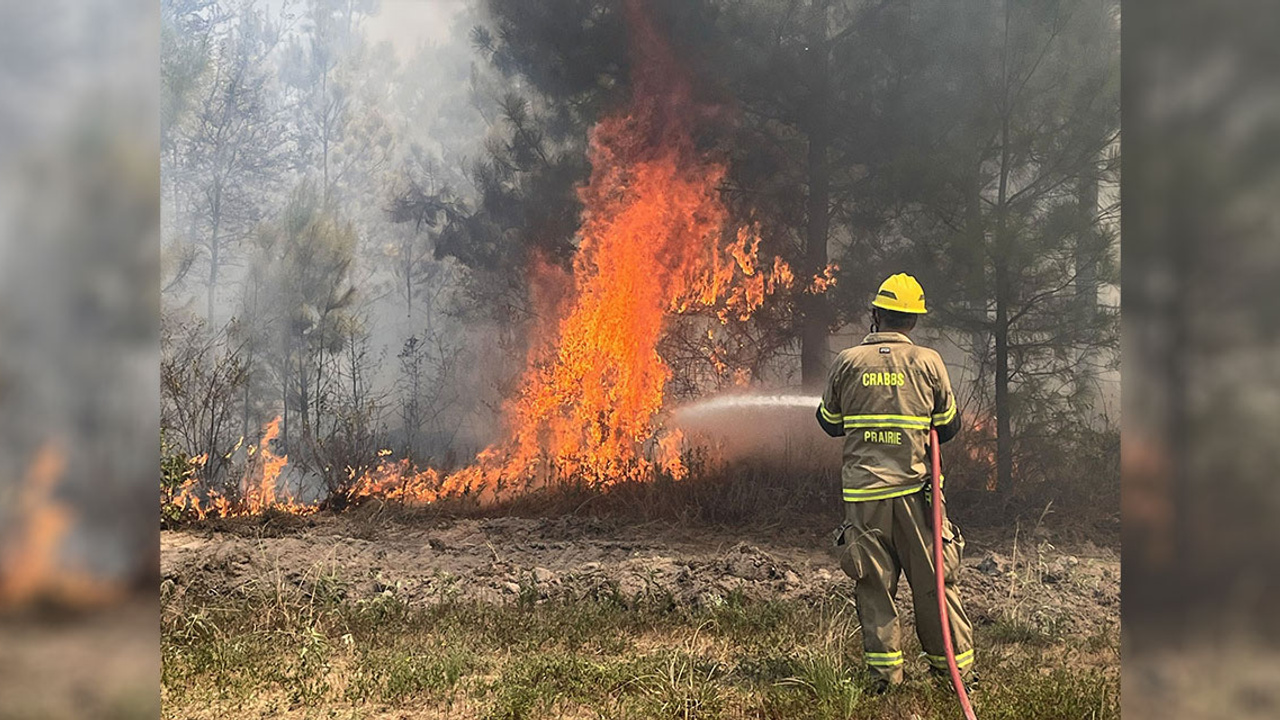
xmin=1124 ymin=0 xmax=1280 ymax=717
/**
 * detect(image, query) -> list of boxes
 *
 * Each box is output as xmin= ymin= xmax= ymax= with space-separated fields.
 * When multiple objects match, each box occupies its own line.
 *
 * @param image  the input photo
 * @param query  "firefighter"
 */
xmin=815 ymin=272 xmax=975 ymax=693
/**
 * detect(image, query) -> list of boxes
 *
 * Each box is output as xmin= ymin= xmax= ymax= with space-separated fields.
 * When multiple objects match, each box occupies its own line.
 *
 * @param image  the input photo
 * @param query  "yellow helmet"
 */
xmin=871 ymin=273 xmax=928 ymax=314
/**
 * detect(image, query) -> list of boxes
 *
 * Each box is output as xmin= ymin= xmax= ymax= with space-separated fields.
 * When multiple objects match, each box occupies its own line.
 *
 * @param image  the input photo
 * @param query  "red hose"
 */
xmin=931 ymin=428 xmax=977 ymax=720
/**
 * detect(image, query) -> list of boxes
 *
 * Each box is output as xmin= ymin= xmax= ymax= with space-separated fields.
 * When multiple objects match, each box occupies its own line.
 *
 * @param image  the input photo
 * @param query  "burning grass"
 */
xmin=161 ymin=572 xmax=1118 ymax=720
xmin=166 ymin=438 xmax=1119 ymax=548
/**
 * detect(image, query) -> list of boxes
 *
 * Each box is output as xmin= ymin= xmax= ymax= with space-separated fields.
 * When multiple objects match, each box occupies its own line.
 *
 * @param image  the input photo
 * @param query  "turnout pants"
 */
xmin=837 ymin=490 xmax=975 ymax=684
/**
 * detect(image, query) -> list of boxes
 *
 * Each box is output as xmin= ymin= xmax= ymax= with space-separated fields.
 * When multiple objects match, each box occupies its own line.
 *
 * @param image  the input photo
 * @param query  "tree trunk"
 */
xmin=206 ymin=190 xmax=222 ymax=323
xmin=994 ymin=163 xmax=1013 ymax=496
xmin=800 ymin=6 xmax=832 ymax=390
xmin=1075 ymin=167 xmax=1100 ymax=321
xmin=963 ymin=171 xmax=987 ymax=377
xmin=242 ymin=349 xmax=252 ymax=440
xmin=322 ymin=67 xmax=331 ymax=206
xmin=313 ymin=343 xmax=325 ymax=447
xmin=406 ymin=256 xmax=413 ymax=318
xmin=282 ymin=330 xmax=291 ymax=453
xmin=242 ymin=278 xmax=258 ymax=440
xmin=994 ymin=0 xmax=1014 ymax=495
xmin=994 ymin=269 xmax=1013 ymax=496
xmin=299 ymin=350 xmax=310 ymax=439
xmin=1074 ymin=166 xmax=1102 ymax=410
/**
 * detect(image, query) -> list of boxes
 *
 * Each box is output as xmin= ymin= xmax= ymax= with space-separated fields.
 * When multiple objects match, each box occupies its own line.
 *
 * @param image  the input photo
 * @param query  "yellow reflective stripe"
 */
xmin=843 ymin=483 xmax=927 ymax=502
xmin=843 ymin=413 xmax=930 ymax=425
xmin=819 ymin=402 xmax=841 ymax=423
xmin=845 ymin=420 xmax=930 ymax=427
xmin=932 ymin=399 xmax=957 ymax=426
xmin=866 ymin=651 xmax=904 ymax=667
xmin=925 ymin=649 xmax=975 ymax=669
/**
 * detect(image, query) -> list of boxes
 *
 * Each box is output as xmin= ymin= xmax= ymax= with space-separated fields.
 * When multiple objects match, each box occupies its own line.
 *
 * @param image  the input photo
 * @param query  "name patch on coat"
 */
xmin=862 ymin=371 xmax=905 ymax=386
xmin=864 ymin=429 xmax=903 ymax=445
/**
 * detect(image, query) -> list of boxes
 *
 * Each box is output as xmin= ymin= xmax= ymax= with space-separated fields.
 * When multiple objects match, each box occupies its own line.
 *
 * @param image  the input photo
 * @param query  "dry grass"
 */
xmin=162 ymin=430 xmax=1119 ymax=719
xmin=162 ymin=566 xmax=1118 ymax=720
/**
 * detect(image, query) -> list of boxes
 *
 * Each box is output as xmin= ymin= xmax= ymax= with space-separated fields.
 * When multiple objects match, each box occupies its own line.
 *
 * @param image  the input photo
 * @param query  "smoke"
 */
xmin=364 ymin=0 xmax=469 ymax=60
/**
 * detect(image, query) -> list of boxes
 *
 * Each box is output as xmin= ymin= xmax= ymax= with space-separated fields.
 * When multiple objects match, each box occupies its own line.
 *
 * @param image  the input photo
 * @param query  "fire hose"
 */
xmin=931 ymin=427 xmax=977 ymax=720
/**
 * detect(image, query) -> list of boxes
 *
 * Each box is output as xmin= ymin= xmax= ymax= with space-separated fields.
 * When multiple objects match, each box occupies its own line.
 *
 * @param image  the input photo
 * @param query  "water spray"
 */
xmin=671 ymin=394 xmax=822 ymax=417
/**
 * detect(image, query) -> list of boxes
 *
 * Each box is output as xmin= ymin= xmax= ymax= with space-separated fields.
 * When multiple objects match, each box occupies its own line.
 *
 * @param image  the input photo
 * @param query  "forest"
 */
xmin=160 ymin=0 xmax=1119 ymax=523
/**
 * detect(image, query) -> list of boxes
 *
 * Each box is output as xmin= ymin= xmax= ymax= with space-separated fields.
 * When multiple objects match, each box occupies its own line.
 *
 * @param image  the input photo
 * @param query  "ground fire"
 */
xmin=0 ymin=443 xmax=124 ymax=608
xmin=167 ymin=417 xmax=315 ymax=519
xmin=169 ymin=0 xmax=832 ymax=518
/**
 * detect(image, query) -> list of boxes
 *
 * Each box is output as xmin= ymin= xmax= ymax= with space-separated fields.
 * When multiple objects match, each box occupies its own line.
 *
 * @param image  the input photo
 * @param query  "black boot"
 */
xmin=930 ymin=667 xmax=980 ymax=693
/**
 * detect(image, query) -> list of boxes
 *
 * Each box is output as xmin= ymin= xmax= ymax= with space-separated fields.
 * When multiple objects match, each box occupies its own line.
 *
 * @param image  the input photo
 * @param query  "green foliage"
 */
xmin=279 ymin=624 xmax=333 ymax=705
xmin=160 ymin=0 xmax=211 ymax=149
xmin=246 ymin=185 xmax=361 ymax=471
xmin=984 ymin=615 xmax=1057 ymax=646
xmin=254 ymin=185 xmax=359 ymax=356
xmin=487 ymin=654 xmax=628 ymax=719
xmin=160 ymin=431 xmax=196 ymax=524
xmin=632 ymin=652 xmax=724 ymax=720
xmin=771 ymin=651 xmax=865 ymax=719
xmin=347 ymin=648 xmax=474 ymax=704
xmin=163 ymin=0 xmax=289 ymax=319
xmin=160 ymin=313 xmax=251 ymax=500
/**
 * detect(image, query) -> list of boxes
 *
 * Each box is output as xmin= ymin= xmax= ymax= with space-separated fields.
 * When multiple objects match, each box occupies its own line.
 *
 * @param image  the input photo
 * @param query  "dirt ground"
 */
xmin=160 ymin=510 xmax=1119 ymax=645
xmin=0 ymin=599 xmax=159 ymax=720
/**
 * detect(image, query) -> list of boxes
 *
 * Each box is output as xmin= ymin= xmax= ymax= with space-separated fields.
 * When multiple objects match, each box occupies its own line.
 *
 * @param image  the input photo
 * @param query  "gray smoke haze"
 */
xmin=366 ymin=0 xmax=468 ymax=59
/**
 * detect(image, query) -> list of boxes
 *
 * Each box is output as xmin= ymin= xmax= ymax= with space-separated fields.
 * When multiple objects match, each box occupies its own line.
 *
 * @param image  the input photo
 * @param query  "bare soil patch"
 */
xmin=161 ymin=511 xmax=1118 ymax=644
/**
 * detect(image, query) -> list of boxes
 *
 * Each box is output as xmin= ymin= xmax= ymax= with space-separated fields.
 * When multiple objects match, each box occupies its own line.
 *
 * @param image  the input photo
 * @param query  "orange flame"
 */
xmin=809 ymin=262 xmax=838 ymax=294
xmin=166 ymin=0 xmax=836 ymax=517
xmin=1 ymin=443 xmax=123 ymax=608
xmin=956 ymin=411 xmax=1021 ymax=492
xmin=170 ymin=417 xmax=316 ymax=518
xmin=352 ymin=0 xmax=795 ymax=501
xmin=239 ymin=417 xmax=304 ymax=514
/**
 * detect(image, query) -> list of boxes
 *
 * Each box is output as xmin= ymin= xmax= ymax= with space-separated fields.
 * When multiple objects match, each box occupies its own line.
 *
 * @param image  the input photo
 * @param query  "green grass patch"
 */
xmin=162 ymin=582 xmax=1118 ymax=719
xmin=984 ymin=614 xmax=1060 ymax=646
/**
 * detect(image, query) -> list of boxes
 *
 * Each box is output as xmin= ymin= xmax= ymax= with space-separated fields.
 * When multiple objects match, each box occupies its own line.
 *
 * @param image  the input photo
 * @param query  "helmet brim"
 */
xmin=871 ymin=298 xmax=928 ymax=314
